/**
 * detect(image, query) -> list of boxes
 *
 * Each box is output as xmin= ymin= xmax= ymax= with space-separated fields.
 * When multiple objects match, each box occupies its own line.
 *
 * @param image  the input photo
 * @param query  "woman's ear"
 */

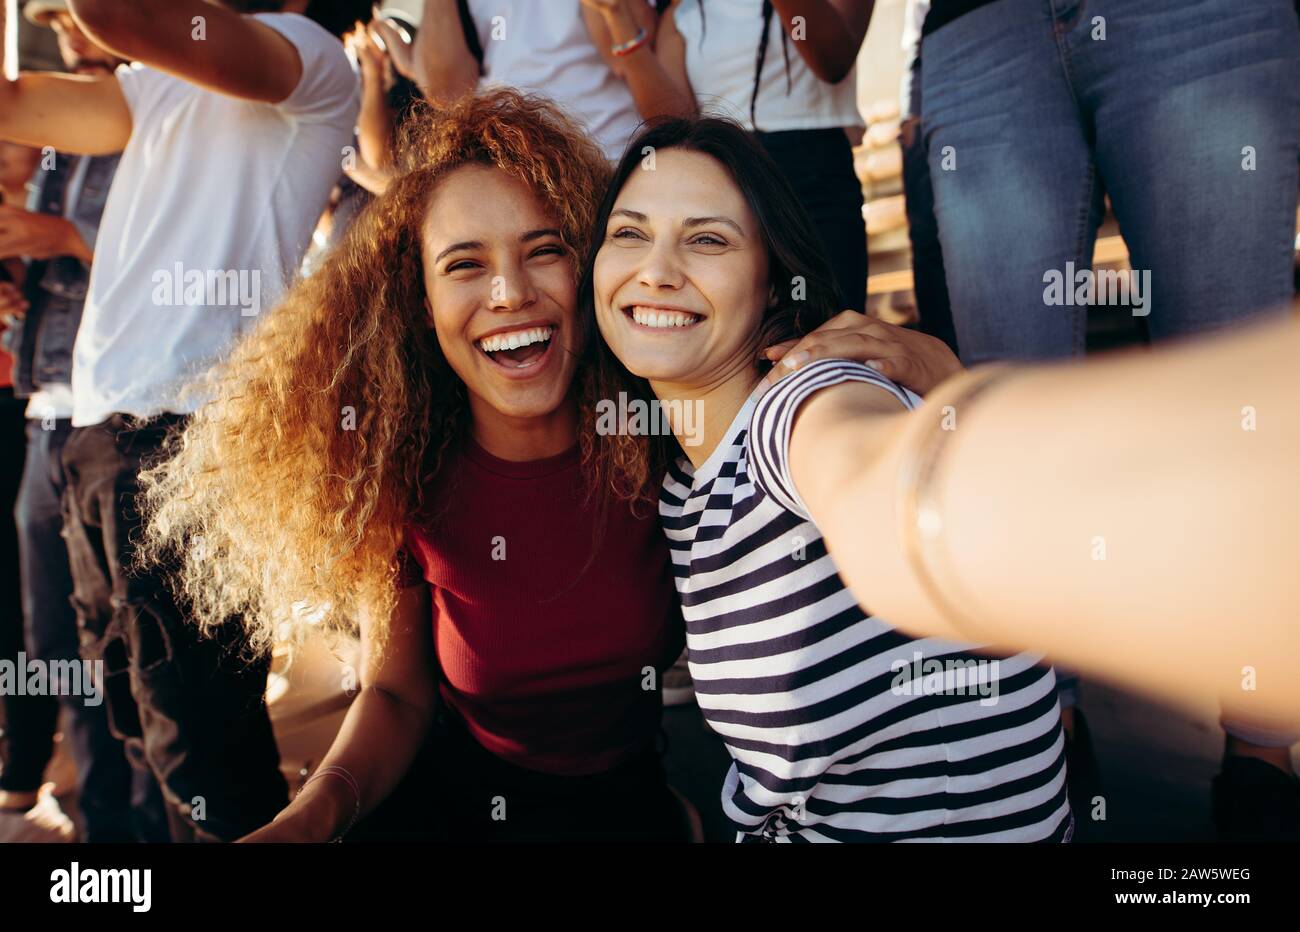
xmin=767 ymin=284 xmax=780 ymax=309
xmin=423 ymin=296 xmax=436 ymax=328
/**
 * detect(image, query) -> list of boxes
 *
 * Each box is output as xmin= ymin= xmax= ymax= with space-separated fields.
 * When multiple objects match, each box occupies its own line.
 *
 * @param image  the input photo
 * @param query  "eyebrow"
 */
xmin=434 ymin=228 xmax=564 ymax=264
xmin=610 ymin=208 xmax=744 ymax=237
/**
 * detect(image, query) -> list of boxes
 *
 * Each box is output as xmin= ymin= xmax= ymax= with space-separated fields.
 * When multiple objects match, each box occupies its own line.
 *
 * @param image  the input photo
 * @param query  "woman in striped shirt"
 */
xmin=584 ymin=117 xmax=1073 ymax=841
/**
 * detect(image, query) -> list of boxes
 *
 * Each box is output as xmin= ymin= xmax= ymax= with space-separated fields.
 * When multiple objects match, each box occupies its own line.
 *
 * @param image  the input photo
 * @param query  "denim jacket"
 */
xmin=1 ymin=152 xmax=120 ymax=397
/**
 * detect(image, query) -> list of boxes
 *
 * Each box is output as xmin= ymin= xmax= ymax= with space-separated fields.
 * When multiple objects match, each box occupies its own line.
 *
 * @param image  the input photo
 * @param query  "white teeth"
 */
xmin=477 ymin=326 xmax=555 ymax=354
xmin=630 ymin=307 xmax=700 ymax=328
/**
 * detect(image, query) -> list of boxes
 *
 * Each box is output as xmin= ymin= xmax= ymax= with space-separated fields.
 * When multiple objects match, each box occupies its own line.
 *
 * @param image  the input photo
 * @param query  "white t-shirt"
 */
xmin=71 ymin=13 xmax=359 ymax=427
xmin=674 ymin=0 xmax=863 ymax=133
xmin=469 ymin=0 xmax=644 ymax=159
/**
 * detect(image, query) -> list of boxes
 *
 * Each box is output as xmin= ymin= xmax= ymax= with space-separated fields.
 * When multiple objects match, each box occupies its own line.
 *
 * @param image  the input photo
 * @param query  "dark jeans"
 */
xmin=60 ymin=413 xmax=288 ymax=842
xmin=15 ymin=415 xmax=168 ymax=841
xmin=922 ymin=0 xmax=1300 ymax=364
xmin=349 ymin=707 xmax=686 ymax=843
xmin=0 ymin=387 xmax=58 ymax=794
xmin=757 ymin=127 xmax=868 ymax=313
xmin=900 ymin=115 xmax=960 ymax=356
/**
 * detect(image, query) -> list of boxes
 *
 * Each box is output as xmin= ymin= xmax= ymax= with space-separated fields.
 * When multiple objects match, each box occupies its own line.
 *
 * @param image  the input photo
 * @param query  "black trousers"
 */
xmin=15 ymin=415 xmax=168 ymax=840
xmin=348 ymin=707 xmax=688 ymax=843
xmin=757 ymin=127 xmax=868 ymax=314
xmin=60 ymin=413 xmax=288 ymax=841
xmin=0 ymin=387 xmax=59 ymax=794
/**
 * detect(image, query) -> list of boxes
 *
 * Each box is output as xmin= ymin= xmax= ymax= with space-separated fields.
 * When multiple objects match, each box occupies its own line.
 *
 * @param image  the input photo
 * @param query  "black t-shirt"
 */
xmin=923 ymin=0 xmax=1001 ymax=36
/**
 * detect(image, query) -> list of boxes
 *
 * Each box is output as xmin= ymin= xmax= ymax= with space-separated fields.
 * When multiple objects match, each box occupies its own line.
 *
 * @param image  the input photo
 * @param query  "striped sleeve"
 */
xmin=748 ymin=359 xmax=921 ymax=520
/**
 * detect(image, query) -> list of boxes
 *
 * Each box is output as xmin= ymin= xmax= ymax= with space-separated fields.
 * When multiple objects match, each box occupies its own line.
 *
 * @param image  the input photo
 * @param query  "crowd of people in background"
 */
xmin=0 ymin=0 xmax=1296 ymax=844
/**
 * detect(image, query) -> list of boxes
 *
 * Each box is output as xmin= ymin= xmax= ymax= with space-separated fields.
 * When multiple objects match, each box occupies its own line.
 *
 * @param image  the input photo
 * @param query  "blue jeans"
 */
xmin=61 ymin=415 xmax=288 ymax=842
xmin=922 ymin=0 xmax=1300 ymax=365
xmin=14 ymin=417 xmax=168 ymax=841
xmin=901 ymin=64 xmax=960 ymax=355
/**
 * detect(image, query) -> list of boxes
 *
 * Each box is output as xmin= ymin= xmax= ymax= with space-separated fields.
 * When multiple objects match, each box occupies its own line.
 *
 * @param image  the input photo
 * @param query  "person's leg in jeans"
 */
xmin=1075 ymin=0 xmax=1300 ymax=839
xmin=920 ymin=2 xmax=1114 ymax=834
xmin=926 ymin=0 xmax=1300 ymax=838
xmin=0 ymin=389 xmax=61 ymax=806
xmin=61 ymin=415 xmax=288 ymax=842
xmin=15 ymin=416 xmax=168 ymax=841
xmin=921 ymin=1 xmax=1104 ymax=366
xmin=901 ymin=58 xmax=959 ymax=356
xmin=1082 ymin=0 xmax=1300 ymax=338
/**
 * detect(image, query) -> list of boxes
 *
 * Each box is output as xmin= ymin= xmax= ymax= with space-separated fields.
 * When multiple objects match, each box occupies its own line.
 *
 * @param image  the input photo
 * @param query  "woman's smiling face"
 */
xmin=593 ymin=148 xmax=770 ymax=391
xmin=421 ymin=164 xmax=580 ymax=422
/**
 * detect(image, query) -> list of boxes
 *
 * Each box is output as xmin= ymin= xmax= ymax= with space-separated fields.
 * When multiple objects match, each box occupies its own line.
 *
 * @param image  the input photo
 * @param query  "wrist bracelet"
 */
xmin=298 ymin=765 xmax=361 ymax=843
xmin=896 ymin=365 xmax=1019 ymax=643
xmin=611 ymin=26 xmax=649 ymax=57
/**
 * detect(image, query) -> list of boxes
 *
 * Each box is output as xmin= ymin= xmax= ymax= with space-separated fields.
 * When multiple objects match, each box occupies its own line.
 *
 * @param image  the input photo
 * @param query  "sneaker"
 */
xmin=1211 ymin=756 xmax=1300 ymax=841
xmin=663 ymin=650 xmax=694 ymax=706
xmin=0 ymin=786 xmax=77 ymax=843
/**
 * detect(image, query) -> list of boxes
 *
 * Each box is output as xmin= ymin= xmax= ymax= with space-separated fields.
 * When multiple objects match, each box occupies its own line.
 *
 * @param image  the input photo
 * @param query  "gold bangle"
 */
xmin=896 ymin=365 xmax=1020 ymax=643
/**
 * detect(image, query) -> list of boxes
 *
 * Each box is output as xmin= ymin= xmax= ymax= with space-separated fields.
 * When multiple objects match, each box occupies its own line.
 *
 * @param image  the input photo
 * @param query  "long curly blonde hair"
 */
xmin=137 ymin=90 xmax=656 ymax=659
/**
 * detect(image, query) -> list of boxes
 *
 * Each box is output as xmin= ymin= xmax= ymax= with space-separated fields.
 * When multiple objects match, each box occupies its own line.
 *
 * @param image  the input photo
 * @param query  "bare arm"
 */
xmin=240 ymin=581 xmax=439 ymax=842
xmin=582 ymin=0 xmax=696 ymax=120
xmin=789 ymin=312 xmax=1300 ymax=722
xmin=411 ymin=0 xmax=480 ymax=106
xmin=349 ymin=25 xmax=395 ymax=171
xmin=67 ymin=0 xmax=306 ymax=103
xmin=0 ymin=72 xmax=131 ymax=154
xmin=770 ymin=0 xmax=874 ymax=83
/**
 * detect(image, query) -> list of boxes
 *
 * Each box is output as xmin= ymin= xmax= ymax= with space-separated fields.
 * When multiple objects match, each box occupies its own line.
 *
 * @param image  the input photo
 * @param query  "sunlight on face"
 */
xmin=593 ymin=149 xmax=769 ymax=392
xmin=421 ymin=165 xmax=579 ymax=425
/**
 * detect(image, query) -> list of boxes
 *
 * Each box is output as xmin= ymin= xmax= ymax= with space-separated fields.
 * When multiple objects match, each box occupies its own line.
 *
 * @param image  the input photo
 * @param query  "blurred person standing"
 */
xmin=0 ymin=133 xmax=75 ymax=842
xmin=0 ymin=0 xmax=364 ymax=842
xmin=0 ymin=0 xmax=168 ymax=843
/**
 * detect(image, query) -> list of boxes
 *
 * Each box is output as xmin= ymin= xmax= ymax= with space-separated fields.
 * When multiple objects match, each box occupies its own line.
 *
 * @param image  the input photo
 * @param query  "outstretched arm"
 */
xmin=788 ymin=312 xmax=1300 ymax=722
xmin=67 ymin=0 xmax=308 ymax=103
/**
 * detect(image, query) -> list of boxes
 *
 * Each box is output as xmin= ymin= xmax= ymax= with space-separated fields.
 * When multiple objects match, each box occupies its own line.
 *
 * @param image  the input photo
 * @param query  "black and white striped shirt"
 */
xmin=660 ymin=360 xmax=1072 ymax=842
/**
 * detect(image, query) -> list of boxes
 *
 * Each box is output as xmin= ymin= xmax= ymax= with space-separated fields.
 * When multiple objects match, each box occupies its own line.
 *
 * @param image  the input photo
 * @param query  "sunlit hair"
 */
xmin=137 ymin=89 xmax=644 ymax=659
